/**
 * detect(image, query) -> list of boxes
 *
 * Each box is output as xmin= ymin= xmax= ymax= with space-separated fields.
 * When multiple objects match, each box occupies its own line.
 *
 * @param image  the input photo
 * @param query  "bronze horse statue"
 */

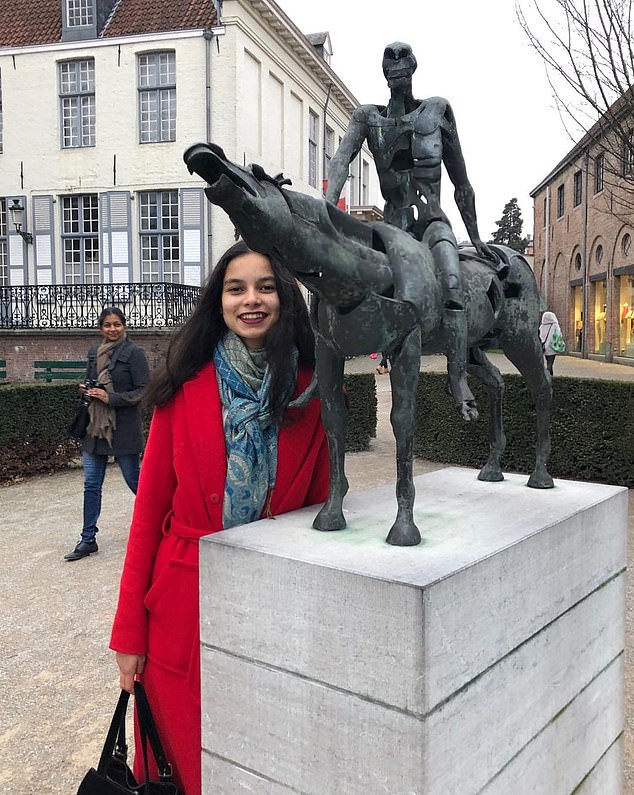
xmin=184 ymin=142 xmax=554 ymax=547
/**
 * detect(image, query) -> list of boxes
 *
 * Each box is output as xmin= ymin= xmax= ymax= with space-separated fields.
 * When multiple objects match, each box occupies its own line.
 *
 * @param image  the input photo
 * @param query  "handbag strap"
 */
xmin=97 ymin=689 xmax=130 ymax=775
xmin=134 ymin=681 xmax=174 ymax=782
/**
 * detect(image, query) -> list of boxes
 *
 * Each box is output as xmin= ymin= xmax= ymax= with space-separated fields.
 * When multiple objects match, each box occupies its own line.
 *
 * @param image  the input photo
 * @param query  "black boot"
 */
xmin=64 ymin=539 xmax=99 ymax=561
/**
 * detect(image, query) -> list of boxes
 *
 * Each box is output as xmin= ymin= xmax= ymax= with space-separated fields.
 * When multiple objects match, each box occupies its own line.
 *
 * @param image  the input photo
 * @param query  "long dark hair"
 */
xmin=145 ymin=241 xmax=315 ymax=423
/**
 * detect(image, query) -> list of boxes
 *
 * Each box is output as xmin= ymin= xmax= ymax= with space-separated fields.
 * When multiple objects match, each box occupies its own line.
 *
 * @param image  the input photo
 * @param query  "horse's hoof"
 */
xmin=527 ymin=471 xmax=555 ymax=489
xmin=313 ymin=508 xmax=346 ymax=532
xmin=478 ymin=465 xmax=504 ymax=482
xmin=385 ymin=523 xmax=422 ymax=547
xmin=458 ymin=400 xmax=479 ymax=422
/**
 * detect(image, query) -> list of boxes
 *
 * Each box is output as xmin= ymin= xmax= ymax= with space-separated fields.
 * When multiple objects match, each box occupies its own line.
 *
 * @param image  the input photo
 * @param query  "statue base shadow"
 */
xmin=199 ymin=468 xmax=626 ymax=794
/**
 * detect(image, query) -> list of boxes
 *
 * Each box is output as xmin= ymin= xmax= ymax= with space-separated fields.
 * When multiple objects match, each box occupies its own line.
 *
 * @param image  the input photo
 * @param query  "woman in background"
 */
xmin=539 ymin=310 xmax=563 ymax=375
xmin=110 ymin=241 xmax=329 ymax=794
xmin=65 ymin=307 xmax=149 ymax=561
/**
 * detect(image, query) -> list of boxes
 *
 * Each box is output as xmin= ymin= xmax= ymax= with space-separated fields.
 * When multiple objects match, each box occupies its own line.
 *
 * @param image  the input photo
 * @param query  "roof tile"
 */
xmin=0 ymin=0 xmax=217 ymax=48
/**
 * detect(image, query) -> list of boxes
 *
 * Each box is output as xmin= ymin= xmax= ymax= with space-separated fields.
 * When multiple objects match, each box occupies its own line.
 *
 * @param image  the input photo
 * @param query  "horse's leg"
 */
xmin=385 ymin=326 xmax=422 ymax=546
xmin=312 ymin=337 xmax=349 ymax=531
xmin=502 ymin=339 xmax=554 ymax=489
xmin=467 ymin=347 xmax=506 ymax=482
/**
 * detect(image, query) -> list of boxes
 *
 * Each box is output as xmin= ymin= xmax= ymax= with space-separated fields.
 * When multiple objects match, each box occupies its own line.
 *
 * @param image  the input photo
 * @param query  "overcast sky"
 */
xmin=275 ymin=0 xmax=573 ymax=242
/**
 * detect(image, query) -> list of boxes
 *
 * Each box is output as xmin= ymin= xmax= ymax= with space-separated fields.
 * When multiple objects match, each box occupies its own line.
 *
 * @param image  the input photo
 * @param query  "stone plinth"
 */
xmin=199 ymin=467 xmax=627 ymax=794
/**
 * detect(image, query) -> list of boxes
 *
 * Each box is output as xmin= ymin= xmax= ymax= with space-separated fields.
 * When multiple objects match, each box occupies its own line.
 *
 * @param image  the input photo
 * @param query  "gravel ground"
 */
xmin=1 ymin=353 xmax=631 ymax=793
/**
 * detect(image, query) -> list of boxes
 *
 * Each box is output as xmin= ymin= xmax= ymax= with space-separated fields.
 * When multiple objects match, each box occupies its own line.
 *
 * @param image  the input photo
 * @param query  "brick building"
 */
xmin=531 ymin=104 xmax=634 ymax=366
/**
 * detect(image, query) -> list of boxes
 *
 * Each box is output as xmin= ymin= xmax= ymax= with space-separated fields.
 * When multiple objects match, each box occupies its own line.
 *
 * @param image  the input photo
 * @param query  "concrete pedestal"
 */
xmin=199 ymin=467 xmax=627 ymax=794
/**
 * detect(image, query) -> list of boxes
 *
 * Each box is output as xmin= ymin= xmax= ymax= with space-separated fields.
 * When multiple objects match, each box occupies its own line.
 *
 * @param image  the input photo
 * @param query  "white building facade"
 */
xmin=0 ymin=0 xmax=380 ymax=295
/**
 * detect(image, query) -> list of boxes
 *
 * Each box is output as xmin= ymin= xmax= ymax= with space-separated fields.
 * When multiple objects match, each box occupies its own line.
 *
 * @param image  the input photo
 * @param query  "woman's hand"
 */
xmin=116 ymin=652 xmax=146 ymax=693
xmin=87 ymin=387 xmax=109 ymax=403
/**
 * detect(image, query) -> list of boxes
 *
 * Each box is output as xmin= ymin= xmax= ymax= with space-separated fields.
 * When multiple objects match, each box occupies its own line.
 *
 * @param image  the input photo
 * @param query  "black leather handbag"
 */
xmin=77 ymin=682 xmax=181 ymax=794
xmin=67 ymin=403 xmax=90 ymax=439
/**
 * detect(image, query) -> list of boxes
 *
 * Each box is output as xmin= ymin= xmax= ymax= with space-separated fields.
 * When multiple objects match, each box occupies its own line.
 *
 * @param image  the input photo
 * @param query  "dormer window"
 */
xmin=67 ymin=0 xmax=94 ymax=27
xmin=62 ymin=0 xmax=97 ymax=41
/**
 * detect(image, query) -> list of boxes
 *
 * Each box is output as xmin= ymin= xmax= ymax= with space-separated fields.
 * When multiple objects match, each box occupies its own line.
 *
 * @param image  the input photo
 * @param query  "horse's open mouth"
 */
xmin=183 ymin=142 xmax=258 ymax=197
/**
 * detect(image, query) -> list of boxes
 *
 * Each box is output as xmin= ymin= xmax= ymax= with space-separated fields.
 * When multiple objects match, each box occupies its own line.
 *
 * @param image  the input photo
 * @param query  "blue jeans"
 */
xmin=81 ymin=451 xmax=140 ymax=542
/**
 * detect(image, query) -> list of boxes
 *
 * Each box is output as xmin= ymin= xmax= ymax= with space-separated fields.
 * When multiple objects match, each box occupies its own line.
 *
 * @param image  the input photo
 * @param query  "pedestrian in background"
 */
xmin=64 ymin=307 xmax=149 ymax=561
xmin=539 ymin=310 xmax=564 ymax=375
xmin=110 ymin=241 xmax=329 ymax=795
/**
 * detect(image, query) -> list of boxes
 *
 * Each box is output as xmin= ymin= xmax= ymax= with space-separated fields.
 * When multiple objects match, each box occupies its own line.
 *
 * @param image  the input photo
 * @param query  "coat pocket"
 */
xmin=144 ymin=557 xmax=199 ymax=678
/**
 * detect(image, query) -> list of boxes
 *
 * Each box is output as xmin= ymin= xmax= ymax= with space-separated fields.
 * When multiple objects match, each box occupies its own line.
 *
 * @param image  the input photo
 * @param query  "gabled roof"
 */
xmin=0 ymin=0 xmax=217 ymax=48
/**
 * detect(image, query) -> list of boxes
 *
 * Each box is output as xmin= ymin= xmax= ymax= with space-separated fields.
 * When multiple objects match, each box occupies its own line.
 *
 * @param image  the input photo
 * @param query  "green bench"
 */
xmin=33 ymin=360 xmax=87 ymax=382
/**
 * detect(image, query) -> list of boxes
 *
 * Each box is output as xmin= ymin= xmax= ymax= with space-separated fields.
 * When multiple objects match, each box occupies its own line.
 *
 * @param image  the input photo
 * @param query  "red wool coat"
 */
xmin=110 ymin=362 xmax=329 ymax=795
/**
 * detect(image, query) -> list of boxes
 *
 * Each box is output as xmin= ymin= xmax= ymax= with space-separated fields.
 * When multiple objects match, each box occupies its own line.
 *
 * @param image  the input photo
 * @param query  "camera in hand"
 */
xmin=81 ymin=379 xmax=106 ymax=405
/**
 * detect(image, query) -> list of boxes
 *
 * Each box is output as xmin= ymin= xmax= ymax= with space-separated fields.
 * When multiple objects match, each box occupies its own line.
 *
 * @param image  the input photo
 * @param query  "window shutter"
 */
xmin=33 ymin=195 xmax=55 ymax=285
xmin=100 ymin=191 xmax=131 ymax=283
xmin=7 ymin=194 xmax=27 ymax=285
xmin=180 ymin=188 xmax=204 ymax=286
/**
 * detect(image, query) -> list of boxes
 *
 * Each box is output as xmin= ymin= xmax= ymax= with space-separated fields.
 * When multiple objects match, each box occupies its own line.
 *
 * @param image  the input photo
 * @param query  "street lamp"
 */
xmin=8 ymin=199 xmax=33 ymax=244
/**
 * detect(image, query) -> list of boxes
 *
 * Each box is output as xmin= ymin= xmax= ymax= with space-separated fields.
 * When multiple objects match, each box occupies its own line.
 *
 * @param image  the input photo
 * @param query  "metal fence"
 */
xmin=0 ymin=283 xmax=201 ymax=329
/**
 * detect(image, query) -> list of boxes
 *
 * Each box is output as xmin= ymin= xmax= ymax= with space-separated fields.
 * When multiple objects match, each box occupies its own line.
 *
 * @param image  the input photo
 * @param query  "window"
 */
xmin=542 ymin=196 xmax=547 ymax=227
xmin=594 ymin=279 xmax=607 ymax=354
xmin=66 ymin=0 xmax=93 ymax=27
xmin=595 ymin=244 xmax=603 ymax=265
xmin=623 ymin=131 xmax=634 ymax=176
xmin=0 ymin=199 xmax=7 ymax=286
xmin=308 ymin=110 xmax=319 ymax=187
xmin=59 ymin=59 xmax=95 ymax=148
xmin=324 ymin=125 xmax=335 ymax=179
xmin=595 ymin=153 xmax=605 ymax=194
xmin=362 ymin=160 xmax=370 ymax=204
xmin=138 ymin=52 xmax=176 ymax=144
xmin=618 ymin=275 xmax=634 ymax=356
xmin=622 ymin=233 xmax=631 ymax=256
xmin=139 ymin=191 xmax=179 ymax=282
xmin=575 ymin=252 xmax=582 ymax=271
xmin=573 ymin=170 xmax=582 ymax=206
xmin=556 ymin=184 xmax=564 ymax=218
xmin=61 ymin=194 xmax=99 ymax=283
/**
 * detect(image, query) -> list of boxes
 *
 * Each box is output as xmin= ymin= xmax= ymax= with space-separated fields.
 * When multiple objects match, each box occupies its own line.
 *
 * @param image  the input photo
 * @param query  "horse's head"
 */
xmin=184 ymin=143 xmax=293 ymax=253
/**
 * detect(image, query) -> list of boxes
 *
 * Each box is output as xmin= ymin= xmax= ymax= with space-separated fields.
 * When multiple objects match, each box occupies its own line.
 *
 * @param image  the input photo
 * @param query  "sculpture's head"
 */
xmin=382 ymin=42 xmax=417 ymax=90
xmin=184 ymin=142 xmax=292 ymax=253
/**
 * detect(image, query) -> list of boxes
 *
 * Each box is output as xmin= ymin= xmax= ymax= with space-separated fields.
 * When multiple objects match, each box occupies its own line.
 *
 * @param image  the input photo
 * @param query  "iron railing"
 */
xmin=0 ymin=283 xmax=201 ymax=329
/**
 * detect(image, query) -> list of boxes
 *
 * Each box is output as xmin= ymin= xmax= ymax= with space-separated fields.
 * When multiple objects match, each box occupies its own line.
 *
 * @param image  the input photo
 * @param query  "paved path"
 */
xmin=1 ymin=352 xmax=632 ymax=793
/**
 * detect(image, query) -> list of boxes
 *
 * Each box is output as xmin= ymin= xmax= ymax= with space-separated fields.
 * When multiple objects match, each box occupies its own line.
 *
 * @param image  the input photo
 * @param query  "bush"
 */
xmin=0 ymin=373 xmax=377 ymax=483
xmin=414 ymin=373 xmax=634 ymax=488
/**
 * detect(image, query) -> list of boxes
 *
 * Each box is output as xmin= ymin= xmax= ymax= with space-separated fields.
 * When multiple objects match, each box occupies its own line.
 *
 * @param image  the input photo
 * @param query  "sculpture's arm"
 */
xmin=441 ymin=103 xmax=497 ymax=262
xmin=325 ymin=114 xmax=369 ymax=204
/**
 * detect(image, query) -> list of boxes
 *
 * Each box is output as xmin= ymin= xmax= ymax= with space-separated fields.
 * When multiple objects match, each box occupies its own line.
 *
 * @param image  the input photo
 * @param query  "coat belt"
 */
xmin=165 ymin=514 xmax=217 ymax=541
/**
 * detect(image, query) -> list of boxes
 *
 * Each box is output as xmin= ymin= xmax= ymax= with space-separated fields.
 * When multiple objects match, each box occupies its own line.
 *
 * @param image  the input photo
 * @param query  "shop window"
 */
xmin=572 ymin=284 xmax=584 ymax=351
xmin=593 ymin=280 xmax=607 ymax=354
xmin=619 ymin=275 xmax=634 ymax=357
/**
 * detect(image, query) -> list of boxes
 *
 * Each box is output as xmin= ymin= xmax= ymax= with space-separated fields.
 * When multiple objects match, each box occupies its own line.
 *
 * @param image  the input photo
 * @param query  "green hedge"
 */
xmin=0 ymin=374 xmax=377 ymax=483
xmin=414 ymin=373 xmax=634 ymax=488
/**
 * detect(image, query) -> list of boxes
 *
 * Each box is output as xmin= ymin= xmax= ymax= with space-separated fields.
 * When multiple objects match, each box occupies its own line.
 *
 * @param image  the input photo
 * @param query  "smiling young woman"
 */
xmin=109 ymin=240 xmax=329 ymax=795
xmin=220 ymin=250 xmax=280 ymax=349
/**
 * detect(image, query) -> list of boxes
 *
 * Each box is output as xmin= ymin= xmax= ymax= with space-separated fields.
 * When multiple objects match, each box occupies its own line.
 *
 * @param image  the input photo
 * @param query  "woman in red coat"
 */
xmin=110 ymin=240 xmax=329 ymax=794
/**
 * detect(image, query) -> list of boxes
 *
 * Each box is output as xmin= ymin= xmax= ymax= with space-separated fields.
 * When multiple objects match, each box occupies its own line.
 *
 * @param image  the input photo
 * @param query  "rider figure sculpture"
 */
xmin=325 ymin=42 xmax=504 ymax=420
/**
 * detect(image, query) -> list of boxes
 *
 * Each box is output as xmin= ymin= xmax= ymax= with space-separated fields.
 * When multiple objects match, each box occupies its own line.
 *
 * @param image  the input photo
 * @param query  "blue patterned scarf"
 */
xmin=214 ymin=333 xmax=297 ymax=528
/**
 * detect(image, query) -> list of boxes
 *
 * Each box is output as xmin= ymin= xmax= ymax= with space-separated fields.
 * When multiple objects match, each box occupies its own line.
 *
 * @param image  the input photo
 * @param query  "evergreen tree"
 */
xmin=491 ymin=197 xmax=529 ymax=253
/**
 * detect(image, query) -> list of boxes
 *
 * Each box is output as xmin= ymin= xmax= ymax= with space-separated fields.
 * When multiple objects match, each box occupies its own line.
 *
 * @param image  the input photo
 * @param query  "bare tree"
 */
xmin=517 ymin=0 xmax=634 ymax=218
